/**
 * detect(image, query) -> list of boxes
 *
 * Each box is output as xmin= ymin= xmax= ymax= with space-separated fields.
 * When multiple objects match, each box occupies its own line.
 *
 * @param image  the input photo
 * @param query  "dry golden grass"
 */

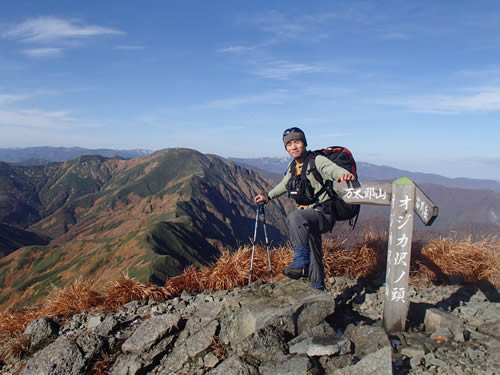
xmin=414 ymin=235 xmax=500 ymax=286
xmin=102 ymin=278 xmax=171 ymax=311
xmin=0 ymin=331 xmax=30 ymax=365
xmin=0 ymin=233 xmax=498 ymax=365
xmin=42 ymin=278 xmax=105 ymax=317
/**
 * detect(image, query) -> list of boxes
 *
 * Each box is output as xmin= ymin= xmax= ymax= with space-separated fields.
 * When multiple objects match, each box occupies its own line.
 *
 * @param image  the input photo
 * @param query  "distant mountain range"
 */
xmin=2 ymin=147 xmax=498 ymax=192
xmin=0 ymin=146 xmax=153 ymax=165
xmin=230 ymin=157 xmax=500 ymax=193
xmin=0 ymin=149 xmax=288 ymax=308
xmin=230 ymin=157 xmax=500 ymax=232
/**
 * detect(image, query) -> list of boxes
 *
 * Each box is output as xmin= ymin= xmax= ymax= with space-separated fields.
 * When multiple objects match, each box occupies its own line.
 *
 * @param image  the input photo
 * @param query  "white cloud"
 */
xmin=217 ymin=45 xmax=255 ymax=54
xmin=380 ymin=32 xmax=408 ymax=40
xmin=116 ymin=45 xmax=144 ymax=51
xmin=0 ymin=94 xmax=26 ymax=104
xmin=382 ymin=88 xmax=500 ymax=114
xmin=3 ymin=16 xmax=124 ymax=43
xmin=0 ymin=108 xmax=76 ymax=129
xmin=22 ymin=47 xmax=62 ymax=57
xmin=254 ymin=60 xmax=338 ymax=80
xmin=253 ymin=10 xmax=337 ymax=41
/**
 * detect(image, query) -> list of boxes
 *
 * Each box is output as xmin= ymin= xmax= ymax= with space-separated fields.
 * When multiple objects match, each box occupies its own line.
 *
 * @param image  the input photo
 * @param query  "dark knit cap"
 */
xmin=283 ymin=127 xmax=307 ymax=147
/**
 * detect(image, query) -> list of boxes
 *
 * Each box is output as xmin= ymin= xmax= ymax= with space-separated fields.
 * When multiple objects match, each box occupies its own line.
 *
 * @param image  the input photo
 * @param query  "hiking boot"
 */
xmin=283 ymin=264 xmax=309 ymax=280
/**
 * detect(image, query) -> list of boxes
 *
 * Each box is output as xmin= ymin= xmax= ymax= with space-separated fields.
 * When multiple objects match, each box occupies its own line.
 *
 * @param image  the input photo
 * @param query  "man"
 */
xmin=254 ymin=127 xmax=355 ymax=291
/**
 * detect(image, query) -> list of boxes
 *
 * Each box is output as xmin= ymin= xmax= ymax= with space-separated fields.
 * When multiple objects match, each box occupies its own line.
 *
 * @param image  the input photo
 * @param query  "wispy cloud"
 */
xmin=382 ymin=87 xmax=500 ymax=114
xmin=0 ymin=108 xmax=76 ymax=129
xmin=2 ymin=16 xmax=124 ymax=43
xmin=253 ymin=10 xmax=337 ymax=41
xmin=0 ymin=94 xmax=26 ymax=104
xmin=217 ymin=45 xmax=255 ymax=54
xmin=253 ymin=60 xmax=339 ymax=80
xmin=116 ymin=45 xmax=144 ymax=51
xmin=199 ymin=89 xmax=290 ymax=109
xmin=22 ymin=47 xmax=63 ymax=57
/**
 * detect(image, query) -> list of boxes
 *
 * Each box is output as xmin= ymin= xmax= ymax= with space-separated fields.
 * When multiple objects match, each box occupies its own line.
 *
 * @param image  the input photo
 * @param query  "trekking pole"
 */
xmin=248 ymin=203 xmax=273 ymax=285
xmin=259 ymin=203 xmax=273 ymax=284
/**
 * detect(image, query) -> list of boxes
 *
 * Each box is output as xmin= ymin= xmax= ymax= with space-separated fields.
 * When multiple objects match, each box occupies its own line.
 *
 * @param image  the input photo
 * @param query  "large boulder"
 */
xmin=23 ymin=317 xmax=59 ymax=352
xmin=220 ymin=279 xmax=336 ymax=346
xmin=20 ymin=337 xmax=86 ymax=375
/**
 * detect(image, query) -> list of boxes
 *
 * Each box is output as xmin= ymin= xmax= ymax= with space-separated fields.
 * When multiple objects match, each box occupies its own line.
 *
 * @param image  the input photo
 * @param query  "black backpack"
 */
xmin=287 ymin=147 xmax=360 ymax=228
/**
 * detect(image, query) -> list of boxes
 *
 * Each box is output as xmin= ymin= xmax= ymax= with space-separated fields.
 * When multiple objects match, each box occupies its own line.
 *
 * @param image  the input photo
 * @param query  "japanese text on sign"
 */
xmin=416 ymin=196 xmax=429 ymax=221
xmin=343 ymin=187 xmax=387 ymax=201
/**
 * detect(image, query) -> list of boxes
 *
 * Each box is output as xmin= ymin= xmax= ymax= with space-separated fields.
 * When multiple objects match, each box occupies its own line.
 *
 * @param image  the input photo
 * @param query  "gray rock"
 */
xmin=235 ymin=326 xmax=288 ymax=364
xmin=20 ymin=337 xmax=86 ymax=375
xmin=153 ymin=311 xmax=220 ymax=373
xmin=93 ymin=314 xmax=120 ymax=336
xmin=203 ymin=352 xmax=220 ymax=368
xmin=185 ymin=319 xmax=219 ymax=358
xmin=331 ymin=345 xmax=392 ymax=374
xmin=121 ymin=313 xmax=182 ymax=353
xmin=109 ymin=353 xmax=145 ymax=375
xmin=178 ymin=300 xmax=224 ymax=342
xmin=289 ymin=336 xmax=351 ymax=357
xmin=478 ymin=319 xmax=500 ymax=339
xmin=75 ymin=333 xmax=106 ymax=360
xmin=259 ymin=354 xmax=313 ymax=375
xmin=343 ymin=324 xmax=391 ymax=357
xmin=86 ymin=313 xmax=105 ymax=330
xmin=401 ymin=346 xmax=425 ymax=360
xmin=479 ymin=304 xmax=500 ymax=323
xmin=23 ymin=317 xmax=59 ymax=352
xmin=122 ymin=300 xmax=143 ymax=313
xmin=156 ymin=340 xmax=191 ymax=374
xmin=206 ymin=355 xmax=259 ymax=375
xmin=287 ymin=320 xmax=336 ymax=346
xmin=424 ymin=308 xmax=462 ymax=334
xmin=220 ymin=278 xmax=335 ymax=346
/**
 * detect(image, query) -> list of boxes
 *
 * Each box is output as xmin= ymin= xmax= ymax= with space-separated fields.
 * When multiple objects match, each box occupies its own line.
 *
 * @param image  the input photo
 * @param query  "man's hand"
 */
xmin=254 ymin=194 xmax=267 ymax=204
xmin=336 ymin=173 xmax=356 ymax=183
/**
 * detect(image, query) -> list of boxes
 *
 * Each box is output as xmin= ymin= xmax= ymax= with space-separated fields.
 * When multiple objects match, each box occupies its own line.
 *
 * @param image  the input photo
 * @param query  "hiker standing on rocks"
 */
xmin=254 ymin=127 xmax=355 ymax=291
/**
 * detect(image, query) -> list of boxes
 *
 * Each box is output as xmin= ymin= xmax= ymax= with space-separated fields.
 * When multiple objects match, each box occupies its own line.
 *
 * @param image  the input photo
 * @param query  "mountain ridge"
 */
xmin=0 ymin=148 xmax=288 ymax=309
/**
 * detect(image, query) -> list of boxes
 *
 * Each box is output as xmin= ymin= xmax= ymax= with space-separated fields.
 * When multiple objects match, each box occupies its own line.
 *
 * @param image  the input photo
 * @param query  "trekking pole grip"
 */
xmin=258 ymin=202 xmax=265 ymax=216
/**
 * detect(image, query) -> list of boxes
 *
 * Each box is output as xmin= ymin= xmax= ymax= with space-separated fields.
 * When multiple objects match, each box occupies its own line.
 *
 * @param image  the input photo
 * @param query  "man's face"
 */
xmin=285 ymin=139 xmax=306 ymax=160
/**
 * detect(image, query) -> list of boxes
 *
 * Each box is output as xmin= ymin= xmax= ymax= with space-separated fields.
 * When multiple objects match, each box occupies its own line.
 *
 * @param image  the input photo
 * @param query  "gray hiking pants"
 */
xmin=286 ymin=208 xmax=335 ymax=287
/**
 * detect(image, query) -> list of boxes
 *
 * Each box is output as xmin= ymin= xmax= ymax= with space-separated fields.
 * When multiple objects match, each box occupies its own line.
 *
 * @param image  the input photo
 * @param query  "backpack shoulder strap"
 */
xmin=306 ymin=151 xmax=324 ymax=185
xmin=288 ymin=159 xmax=297 ymax=176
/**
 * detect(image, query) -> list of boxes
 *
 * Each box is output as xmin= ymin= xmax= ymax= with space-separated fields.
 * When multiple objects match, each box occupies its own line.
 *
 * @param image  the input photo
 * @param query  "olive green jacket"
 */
xmin=267 ymin=154 xmax=352 ymax=208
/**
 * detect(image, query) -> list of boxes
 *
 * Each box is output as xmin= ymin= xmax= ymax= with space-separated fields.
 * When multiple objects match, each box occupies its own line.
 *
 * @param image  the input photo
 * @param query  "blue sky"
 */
xmin=1 ymin=1 xmax=499 ymax=180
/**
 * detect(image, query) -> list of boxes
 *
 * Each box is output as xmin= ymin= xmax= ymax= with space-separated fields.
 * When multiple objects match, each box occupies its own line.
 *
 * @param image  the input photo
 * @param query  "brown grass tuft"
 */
xmin=0 ymin=331 xmax=30 ymax=364
xmin=323 ymin=235 xmax=385 ymax=278
xmin=103 ymin=278 xmax=171 ymax=311
xmin=414 ymin=235 xmax=500 ymax=287
xmin=41 ymin=278 xmax=105 ymax=317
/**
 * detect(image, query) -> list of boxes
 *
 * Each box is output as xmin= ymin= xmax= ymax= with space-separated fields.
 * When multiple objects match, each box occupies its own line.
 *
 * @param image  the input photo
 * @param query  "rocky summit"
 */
xmin=3 ymin=276 xmax=499 ymax=375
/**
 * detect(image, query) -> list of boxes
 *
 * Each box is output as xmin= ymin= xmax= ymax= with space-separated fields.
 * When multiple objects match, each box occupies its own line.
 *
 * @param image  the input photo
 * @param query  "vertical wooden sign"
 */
xmin=383 ymin=177 xmax=416 ymax=334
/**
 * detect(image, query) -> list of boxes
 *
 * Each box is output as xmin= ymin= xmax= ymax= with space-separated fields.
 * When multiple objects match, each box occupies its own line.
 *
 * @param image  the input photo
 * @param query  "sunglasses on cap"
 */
xmin=282 ymin=127 xmax=304 ymax=137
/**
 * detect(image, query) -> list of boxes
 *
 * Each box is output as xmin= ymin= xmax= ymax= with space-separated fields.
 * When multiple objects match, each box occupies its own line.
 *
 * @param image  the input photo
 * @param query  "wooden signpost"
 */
xmin=333 ymin=177 xmax=438 ymax=333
